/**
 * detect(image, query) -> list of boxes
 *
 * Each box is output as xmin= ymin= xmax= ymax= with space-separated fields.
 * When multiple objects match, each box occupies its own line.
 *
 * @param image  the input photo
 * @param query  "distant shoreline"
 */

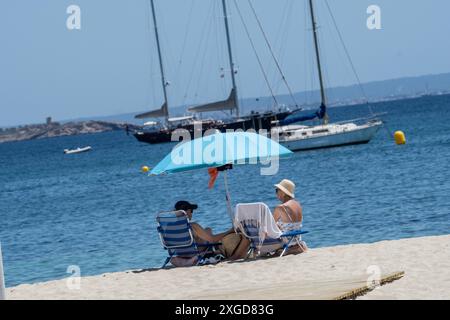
xmin=1 ymin=92 xmax=449 ymax=144
xmin=0 ymin=121 xmax=141 ymax=144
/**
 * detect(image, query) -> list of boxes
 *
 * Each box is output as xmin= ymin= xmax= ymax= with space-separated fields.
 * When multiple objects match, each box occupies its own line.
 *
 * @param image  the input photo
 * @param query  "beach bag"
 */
xmin=219 ymin=233 xmax=246 ymax=258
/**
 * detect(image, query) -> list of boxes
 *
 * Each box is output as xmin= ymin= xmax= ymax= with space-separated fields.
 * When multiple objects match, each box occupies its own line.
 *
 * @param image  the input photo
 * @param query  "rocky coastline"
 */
xmin=0 ymin=121 xmax=141 ymax=143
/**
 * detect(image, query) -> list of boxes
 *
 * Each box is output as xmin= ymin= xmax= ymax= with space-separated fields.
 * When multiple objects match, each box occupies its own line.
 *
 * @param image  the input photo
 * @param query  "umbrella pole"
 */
xmin=223 ymin=170 xmax=234 ymax=224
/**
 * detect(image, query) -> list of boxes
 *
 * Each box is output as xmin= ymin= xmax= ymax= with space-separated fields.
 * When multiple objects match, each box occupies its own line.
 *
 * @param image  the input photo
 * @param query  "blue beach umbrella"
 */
xmin=150 ymin=131 xmax=293 ymax=220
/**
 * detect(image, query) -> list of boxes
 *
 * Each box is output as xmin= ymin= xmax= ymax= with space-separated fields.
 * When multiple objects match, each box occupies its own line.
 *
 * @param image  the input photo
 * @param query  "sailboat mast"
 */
xmin=150 ymin=0 xmax=169 ymax=124
xmin=308 ymin=0 xmax=328 ymax=119
xmin=221 ymin=0 xmax=240 ymax=117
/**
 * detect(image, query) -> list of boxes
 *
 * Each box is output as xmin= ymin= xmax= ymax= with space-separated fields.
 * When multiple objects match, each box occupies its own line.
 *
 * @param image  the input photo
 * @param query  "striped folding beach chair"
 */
xmin=234 ymin=203 xmax=309 ymax=258
xmin=156 ymin=210 xmax=222 ymax=268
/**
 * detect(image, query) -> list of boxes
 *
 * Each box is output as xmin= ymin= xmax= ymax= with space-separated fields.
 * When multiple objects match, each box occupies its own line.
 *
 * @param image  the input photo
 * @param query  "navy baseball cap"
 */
xmin=174 ymin=201 xmax=198 ymax=211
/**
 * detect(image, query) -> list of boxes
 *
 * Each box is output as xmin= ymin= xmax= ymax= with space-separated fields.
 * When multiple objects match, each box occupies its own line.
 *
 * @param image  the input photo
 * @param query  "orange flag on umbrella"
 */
xmin=208 ymin=168 xmax=219 ymax=189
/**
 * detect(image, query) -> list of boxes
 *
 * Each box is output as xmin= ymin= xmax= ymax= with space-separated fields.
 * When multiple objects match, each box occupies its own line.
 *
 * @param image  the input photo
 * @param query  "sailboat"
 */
xmin=133 ymin=0 xmax=298 ymax=145
xmin=133 ymin=0 xmax=223 ymax=144
xmin=273 ymin=0 xmax=383 ymax=151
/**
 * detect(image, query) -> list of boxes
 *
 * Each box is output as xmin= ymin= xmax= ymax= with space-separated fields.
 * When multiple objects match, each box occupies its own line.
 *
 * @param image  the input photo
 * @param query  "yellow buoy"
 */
xmin=141 ymin=166 xmax=150 ymax=173
xmin=394 ymin=131 xmax=406 ymax=145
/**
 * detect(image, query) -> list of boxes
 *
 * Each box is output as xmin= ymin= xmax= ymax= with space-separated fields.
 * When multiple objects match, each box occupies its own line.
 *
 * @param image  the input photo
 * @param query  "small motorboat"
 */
xmin=64 ymin=146 xmax=92 ymax=154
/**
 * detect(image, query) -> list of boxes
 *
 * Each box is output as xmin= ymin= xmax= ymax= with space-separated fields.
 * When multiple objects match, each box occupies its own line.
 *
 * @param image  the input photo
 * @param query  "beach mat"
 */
xmin=333 ymin=271 xmax=404 ymax=300
xmin=192 ymin=271 xmax=405 ymax=300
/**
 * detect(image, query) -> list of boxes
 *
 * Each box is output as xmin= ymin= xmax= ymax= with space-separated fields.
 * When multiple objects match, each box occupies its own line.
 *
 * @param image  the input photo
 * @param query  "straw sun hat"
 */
xmin=274 ymin=179 xmax=296 ymax=199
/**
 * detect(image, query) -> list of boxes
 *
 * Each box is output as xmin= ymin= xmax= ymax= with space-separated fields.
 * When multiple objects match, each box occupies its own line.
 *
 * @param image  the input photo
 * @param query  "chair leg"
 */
xmin=246 ymin=247 xmax=255 ymax=259
xmin=280 ymin=245 xmax=288 ymax=257
xmin=161 ymin=256 xmax=171 ymax=268
xmin=280 ymin=237 xmax=294 ymax=258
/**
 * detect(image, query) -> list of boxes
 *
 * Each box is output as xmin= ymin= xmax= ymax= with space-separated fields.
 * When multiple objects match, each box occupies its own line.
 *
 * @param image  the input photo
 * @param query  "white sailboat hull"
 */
xmin=276 ymin=121 xmax=382 ymax=151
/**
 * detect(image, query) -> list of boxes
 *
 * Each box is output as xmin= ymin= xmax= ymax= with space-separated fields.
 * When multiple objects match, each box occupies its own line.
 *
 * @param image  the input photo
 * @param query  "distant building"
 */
xmin=46 ymin=117 xmax=52 ymax=125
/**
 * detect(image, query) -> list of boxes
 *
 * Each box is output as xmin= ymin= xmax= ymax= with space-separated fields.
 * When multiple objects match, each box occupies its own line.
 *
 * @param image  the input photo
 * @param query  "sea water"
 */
xmin=1 ymin=94 xmax=449 ymax=287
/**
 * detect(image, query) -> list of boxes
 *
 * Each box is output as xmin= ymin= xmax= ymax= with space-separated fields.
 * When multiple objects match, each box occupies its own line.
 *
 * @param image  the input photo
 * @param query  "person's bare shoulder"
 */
xmin=273 ymin=206 xmax=282 ymax=220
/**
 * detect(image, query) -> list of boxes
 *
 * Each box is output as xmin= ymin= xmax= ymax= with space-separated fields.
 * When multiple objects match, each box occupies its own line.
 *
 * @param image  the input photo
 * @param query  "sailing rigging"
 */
xmin=133 ymin=0 xmax=298 ymax=144
xmin=274 ymin=0 xmax=383 ymax=151
xmin=135 ymin=0 xmax=169 ymax=124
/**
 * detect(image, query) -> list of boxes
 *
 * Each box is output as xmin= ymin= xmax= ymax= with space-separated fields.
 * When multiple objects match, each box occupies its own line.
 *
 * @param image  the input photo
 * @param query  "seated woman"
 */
xmin=170 ymin=201 xmax=249 ymax=267
xmin=273 ymin=179 xmax=308 ymax=255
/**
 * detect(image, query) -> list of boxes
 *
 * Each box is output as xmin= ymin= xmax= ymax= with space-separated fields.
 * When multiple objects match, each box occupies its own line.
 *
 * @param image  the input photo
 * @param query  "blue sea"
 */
xmin=1 ymin=95 xmax=450 ymax=287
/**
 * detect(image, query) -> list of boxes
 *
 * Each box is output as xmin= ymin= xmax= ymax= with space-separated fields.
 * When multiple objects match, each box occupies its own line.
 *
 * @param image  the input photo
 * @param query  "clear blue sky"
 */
xmin=1 ymin=0 xmax=449 ymax=126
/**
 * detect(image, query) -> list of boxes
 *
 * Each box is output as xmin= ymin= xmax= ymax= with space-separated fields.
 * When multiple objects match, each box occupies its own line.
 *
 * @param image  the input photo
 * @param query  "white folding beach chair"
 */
xmin=234 ymin=202 xmax=308 ymax=257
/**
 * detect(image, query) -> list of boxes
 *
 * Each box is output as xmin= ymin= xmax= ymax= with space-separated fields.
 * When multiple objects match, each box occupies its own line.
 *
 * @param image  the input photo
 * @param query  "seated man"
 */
xmin=175 ymin=200 xmax=233 ymax=244
xmin=171 ymin=201 xmax=249 ymax=266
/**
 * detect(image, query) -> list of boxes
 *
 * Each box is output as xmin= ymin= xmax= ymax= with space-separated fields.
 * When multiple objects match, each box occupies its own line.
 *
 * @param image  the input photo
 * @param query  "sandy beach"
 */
xmin=5 ymin=234 xmax=450 ymax=300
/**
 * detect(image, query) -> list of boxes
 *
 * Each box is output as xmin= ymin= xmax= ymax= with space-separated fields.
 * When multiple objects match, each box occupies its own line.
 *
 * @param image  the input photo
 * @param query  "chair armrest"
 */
xmin=280 ymin=230 xmax=309 ymax=238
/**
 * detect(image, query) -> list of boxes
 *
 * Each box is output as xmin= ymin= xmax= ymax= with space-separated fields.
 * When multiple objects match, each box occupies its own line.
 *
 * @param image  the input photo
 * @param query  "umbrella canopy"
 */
xmin=150 ymin=131 xmax=293 ymax=222
xmin=150 ymin=131 xmax=293 ymax=175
